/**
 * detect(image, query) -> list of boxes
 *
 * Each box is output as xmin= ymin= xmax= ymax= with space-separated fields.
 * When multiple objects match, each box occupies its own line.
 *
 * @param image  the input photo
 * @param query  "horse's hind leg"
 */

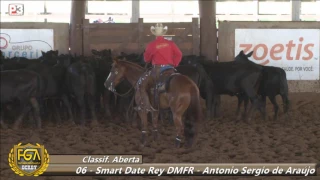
xmin=268 ymin=96 xmax=279 ymax=120
xmin=88 ymin=94 xmax=98 ymax=126
xmin=172 ymin=113 xmax=184 ymax=148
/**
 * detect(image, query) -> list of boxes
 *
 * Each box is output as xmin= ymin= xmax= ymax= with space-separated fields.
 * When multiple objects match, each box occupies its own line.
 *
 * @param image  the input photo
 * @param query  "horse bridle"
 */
xmin=107 ymin=62 xmax=151 ymax=98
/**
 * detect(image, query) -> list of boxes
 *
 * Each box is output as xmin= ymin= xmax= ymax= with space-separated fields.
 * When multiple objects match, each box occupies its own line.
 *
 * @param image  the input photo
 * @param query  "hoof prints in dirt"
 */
xmin=1 ymin=93 xmax=320 ymax=180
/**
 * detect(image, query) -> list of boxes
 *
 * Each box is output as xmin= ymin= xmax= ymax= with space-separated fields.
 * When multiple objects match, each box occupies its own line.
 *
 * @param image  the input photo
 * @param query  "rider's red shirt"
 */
xmin=144 ymin=36 xmax=182 ymax=67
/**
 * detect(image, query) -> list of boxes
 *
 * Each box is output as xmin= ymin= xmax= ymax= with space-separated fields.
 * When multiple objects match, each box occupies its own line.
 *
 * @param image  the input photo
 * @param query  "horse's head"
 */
xmin=104 ymin=57 xmax=126 ymax=92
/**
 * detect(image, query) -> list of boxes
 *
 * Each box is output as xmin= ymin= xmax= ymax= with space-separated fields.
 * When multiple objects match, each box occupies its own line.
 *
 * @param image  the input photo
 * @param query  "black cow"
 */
xmin=234 ymin=50 xmax=290 ymax=120
xmin=66 ymin=59 xmax=97 ymax=126
xmin=0 ymin=69 xmax=43 ymax=129
xmin=180 ymin=55 xmax=219 ymax=119
xmin=188 ymin=56 xmax=264 ymax=121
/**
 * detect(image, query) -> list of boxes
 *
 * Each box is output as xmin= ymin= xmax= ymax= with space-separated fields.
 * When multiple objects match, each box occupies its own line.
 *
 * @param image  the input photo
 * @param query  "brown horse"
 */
xmin=104 ymin=59 xmax=203 ymax=148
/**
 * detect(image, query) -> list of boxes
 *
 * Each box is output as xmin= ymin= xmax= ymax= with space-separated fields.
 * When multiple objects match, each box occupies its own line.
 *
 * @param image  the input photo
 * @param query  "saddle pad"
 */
xmin=160 ymin=66 xmax=176 ymax=75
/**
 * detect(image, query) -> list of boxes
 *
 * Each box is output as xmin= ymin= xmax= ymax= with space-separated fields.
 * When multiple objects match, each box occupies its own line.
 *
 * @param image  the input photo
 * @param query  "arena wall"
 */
xmin=218 ymin=21 xmax=320 ymax=93
xmin=83 ymin=18 xmax=200 ymax=56
xmin=0 ymin=22 xmax=69 ymax=54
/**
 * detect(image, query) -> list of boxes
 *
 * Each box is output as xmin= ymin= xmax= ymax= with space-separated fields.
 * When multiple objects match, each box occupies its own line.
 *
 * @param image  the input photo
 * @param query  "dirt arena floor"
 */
xmin=1 ymin=92 xmax=319 ymax=180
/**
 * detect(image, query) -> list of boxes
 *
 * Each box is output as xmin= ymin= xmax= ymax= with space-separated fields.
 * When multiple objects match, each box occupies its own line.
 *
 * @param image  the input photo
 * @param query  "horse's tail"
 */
xmin=279 ymin=69 xmax=290 ymax=113
xmin=184 ymin=83 xmax=203 ymax=147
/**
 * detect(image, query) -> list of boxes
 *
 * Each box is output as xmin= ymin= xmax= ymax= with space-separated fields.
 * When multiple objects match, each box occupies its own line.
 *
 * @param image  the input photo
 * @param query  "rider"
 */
xmin=139 ymin=23 xmax=182 ymax=112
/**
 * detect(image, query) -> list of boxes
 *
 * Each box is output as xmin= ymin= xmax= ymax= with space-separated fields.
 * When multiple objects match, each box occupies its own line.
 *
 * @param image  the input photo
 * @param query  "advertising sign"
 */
xmin=0 ymin=29 xmax=54 ymax=59
xmin=235 ymin=29 xmax=320 ymax=80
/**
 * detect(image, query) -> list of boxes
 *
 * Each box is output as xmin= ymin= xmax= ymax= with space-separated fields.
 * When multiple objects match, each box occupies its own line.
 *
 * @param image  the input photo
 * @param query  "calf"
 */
xmin=234 ymin=50 xmax=290 ymax=120
xmin=0 ymin=70 xmax=43 ymax=129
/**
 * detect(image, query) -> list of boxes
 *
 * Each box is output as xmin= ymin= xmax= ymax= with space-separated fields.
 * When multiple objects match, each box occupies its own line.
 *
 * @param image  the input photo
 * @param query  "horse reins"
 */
xmin=109 ymin=62 xmax=151 ymax=98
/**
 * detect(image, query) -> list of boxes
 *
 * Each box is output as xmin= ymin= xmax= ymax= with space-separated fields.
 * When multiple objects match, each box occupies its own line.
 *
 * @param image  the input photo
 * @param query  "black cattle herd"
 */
xmin=0 ymin=49 xmax=290 ymax=129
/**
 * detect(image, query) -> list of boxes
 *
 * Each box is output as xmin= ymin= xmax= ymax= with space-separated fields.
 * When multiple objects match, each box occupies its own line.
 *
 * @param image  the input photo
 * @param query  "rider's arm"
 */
xmin=171 ymin=43 xmax=182 ymax=67
xmin=144 ymin=44 xmax=153 ymax=64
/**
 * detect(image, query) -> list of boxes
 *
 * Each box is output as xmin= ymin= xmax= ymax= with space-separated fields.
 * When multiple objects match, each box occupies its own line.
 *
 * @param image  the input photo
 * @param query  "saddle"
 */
xmin=154 ymin=67 xmax=178 ymax=93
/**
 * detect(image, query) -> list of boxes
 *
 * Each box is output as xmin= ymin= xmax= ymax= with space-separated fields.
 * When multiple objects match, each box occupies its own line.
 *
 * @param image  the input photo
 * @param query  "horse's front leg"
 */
xmin=138 ymin=110 xmax=148 ymax=147
xmin=151 ymin=111 xmax=159 ymax=141
xmin=135 ymin=93 xmax=149 ymax=147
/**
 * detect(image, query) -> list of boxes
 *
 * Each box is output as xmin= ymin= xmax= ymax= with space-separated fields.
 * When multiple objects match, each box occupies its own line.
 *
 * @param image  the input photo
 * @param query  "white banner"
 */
xmin=0 ymin=29 xmax=54 ymax=59
xmin=235 ymin=29 xmax=320 ymax=80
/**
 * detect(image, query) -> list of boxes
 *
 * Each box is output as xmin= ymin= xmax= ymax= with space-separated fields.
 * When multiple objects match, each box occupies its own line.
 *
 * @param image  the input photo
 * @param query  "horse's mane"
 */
xmin=118 ymin=60 xmax=144 ymax=72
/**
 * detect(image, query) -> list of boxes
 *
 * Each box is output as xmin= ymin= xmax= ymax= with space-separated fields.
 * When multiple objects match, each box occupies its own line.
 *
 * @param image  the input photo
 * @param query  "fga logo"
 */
xmin=8 ymin=143 xmax=49 ymax=176
xmin=9 ymin=4 xmax=24 ymax=16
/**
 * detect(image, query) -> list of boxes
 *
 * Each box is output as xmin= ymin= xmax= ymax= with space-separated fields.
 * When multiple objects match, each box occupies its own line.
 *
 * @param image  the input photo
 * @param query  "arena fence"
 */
xmin=82 ymin=18 xmax=200 ymax=56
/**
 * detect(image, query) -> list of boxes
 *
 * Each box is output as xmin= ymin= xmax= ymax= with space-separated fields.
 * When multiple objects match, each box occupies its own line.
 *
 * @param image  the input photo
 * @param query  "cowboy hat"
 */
xmin=150 ymin=23 xmax=168 ymax=36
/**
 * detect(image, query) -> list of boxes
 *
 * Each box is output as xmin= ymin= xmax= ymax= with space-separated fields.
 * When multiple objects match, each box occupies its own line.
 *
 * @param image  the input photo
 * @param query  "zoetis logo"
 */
xmin=239 ymin=37 xmax=314 ymax=66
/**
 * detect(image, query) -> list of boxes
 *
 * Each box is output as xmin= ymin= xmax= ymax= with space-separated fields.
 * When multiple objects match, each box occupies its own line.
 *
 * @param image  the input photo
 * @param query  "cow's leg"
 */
xmin=205 ymin=91 xmax=213 ymax=120
xmin=103 ymin=89 xmax=112 ymax=118
xmin=236 ymin=94 xmax=243 ymax=116
xmin=242 ymin=94 xmax=250 ymax=118
xmin=242 ymin=86 xmax=260 ymax=121
xmin=61 ymin=94 xmax=74 ymax=124
xmin=268 ymin=96 xmax=279 ymax=120
xmin=52 ymin=99 xmax=62 ymax=124
xmin=260 ymin=95 xmax=267 ymax=120
xmin=13 ymin=104 xmax=32 ymax=130
xmin=236 ymin=94 xmax=243 ymax=121
xmin=88 ymin=94 xmax=98 ymax=126
xmin=0 ymin=108 xmax=7 ymax=129
xmin=76 ymin=95 xmax=86 ymax=126
xmin=30 ymin=97 xmax=42 ymax=128
xmin=281 ymin=94 xmax=290 ymax=114
xmin=213 ymin=94 xmax=221 ymax=118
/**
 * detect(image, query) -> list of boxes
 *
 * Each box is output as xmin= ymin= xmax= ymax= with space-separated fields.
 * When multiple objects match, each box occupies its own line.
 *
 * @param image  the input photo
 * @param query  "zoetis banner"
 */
xmin=235 ymin=29 xmax=320 ymax=80
xmin=0 ymin=29 xmax=54 ymax=59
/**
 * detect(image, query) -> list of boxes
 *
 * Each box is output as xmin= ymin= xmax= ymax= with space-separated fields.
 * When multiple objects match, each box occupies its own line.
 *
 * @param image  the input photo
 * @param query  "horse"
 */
xmin=104 ymin=59 xmax=203 ymax=148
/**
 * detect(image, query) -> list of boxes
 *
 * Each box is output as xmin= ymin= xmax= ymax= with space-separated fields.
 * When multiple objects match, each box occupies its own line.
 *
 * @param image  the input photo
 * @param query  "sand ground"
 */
xmin=1 ymin=92 xmax=319 ymax=180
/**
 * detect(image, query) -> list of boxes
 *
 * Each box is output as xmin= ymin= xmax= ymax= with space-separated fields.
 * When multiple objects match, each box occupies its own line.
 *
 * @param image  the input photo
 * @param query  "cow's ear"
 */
xmin=246 ymin=51 xmax=254 ymax=58
xmin=239 ymin=50 xmax=244 ymax=55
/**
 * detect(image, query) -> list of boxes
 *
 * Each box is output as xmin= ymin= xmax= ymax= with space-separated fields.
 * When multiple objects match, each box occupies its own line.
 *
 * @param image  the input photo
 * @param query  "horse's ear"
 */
xmin=246 ymin=51 xmax=254 ymax=58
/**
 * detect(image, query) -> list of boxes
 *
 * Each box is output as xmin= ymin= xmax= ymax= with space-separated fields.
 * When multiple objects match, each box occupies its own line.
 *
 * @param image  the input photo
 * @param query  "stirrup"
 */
xmin=148 ymin=105 xmax=158 ymax=112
